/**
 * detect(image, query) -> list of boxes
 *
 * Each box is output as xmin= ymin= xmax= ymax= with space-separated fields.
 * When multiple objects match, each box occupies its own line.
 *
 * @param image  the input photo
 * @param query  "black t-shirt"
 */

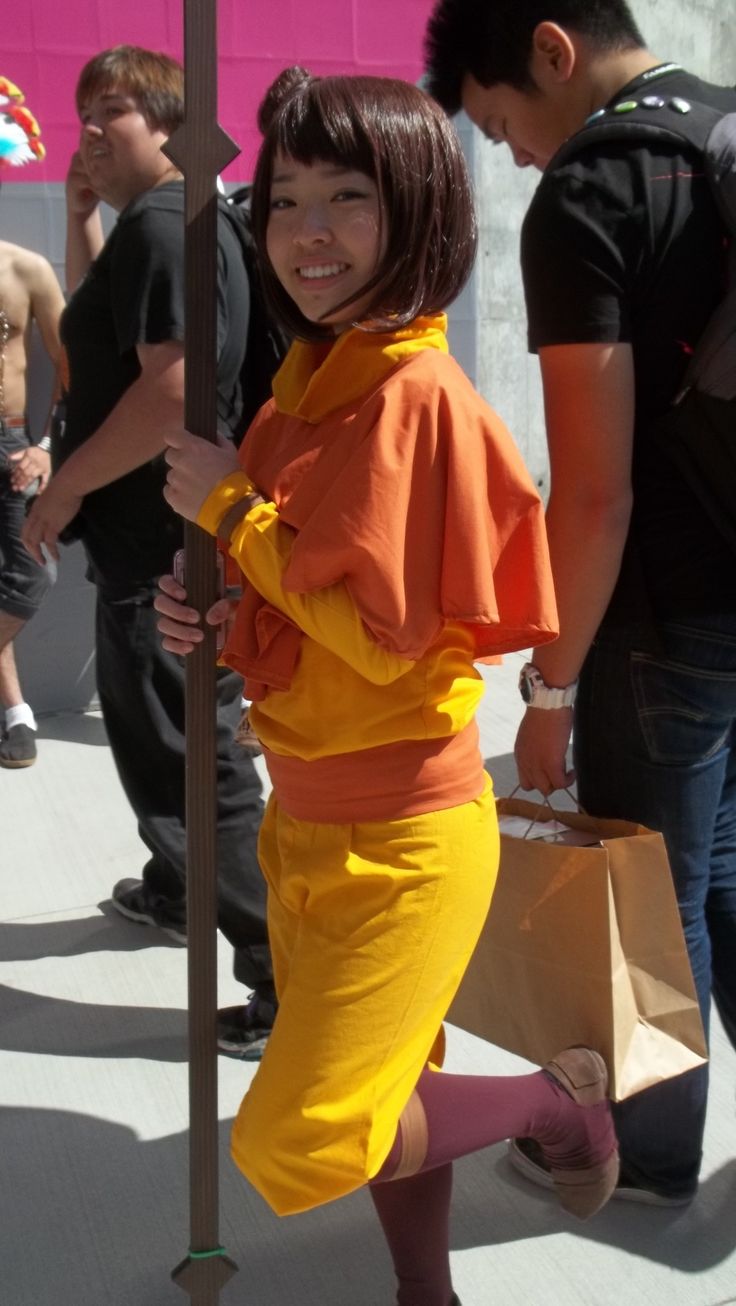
xmin=59 ymin=181 xmax=250 ymax=591
xmin=522 ymin=66 xmax=736 ymax=624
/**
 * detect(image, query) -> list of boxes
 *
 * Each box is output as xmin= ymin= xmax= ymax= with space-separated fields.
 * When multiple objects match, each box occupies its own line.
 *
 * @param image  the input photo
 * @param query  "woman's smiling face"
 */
xmin=266 ymin=153 xmax=384 ymax=331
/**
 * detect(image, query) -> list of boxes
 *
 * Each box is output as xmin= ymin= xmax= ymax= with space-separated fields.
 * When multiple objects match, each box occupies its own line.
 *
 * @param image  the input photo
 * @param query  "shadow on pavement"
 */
xmin=36 ymin=711 xmax=109 ymax=747
xmin=3 ymin=1101 xmax=734 ymax=1306
xmin=0 ymin=982 xmax=189 ymax=1062
xmin=451 ymin=1146 xmax=736 ymax=1273
xmin=0 ymin=908 xmax=184 ymax=964
xmin=0 ymin=1106 xmax=392 ymax=1306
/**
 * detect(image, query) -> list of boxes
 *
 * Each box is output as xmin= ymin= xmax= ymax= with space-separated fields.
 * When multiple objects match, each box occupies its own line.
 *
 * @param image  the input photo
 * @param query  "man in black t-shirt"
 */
xmin=23 ymin=46 xmax=275 ymax=1058
xmin=51 ymin=180 xmax=249 ymax=589
xmin=426 ymin=1 xmax=736 ymax=1205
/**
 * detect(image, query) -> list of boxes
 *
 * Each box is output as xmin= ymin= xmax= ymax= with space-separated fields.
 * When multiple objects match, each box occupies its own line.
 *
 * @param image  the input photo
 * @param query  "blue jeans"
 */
xmin=574 ymin=613 xmax=736 ymax=1196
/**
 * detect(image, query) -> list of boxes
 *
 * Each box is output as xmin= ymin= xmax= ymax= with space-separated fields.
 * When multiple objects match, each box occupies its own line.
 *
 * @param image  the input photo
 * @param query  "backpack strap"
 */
xmin=547 ymin=94 xmax=736 ymax=398
xmin=674 ymin=112 xmax=736 ymax=396
xmin=706 ymin=112 xmax=736 ymax=224
xmin=215 ymin=191 xmax=290 ymax=443
xmin=549 ymin=94 xmax=724 ymax=172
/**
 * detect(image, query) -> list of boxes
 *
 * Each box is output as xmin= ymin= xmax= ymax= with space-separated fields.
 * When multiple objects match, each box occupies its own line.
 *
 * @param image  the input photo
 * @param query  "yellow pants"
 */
xmin=231 ymin=776 xmax=498 ymax=1215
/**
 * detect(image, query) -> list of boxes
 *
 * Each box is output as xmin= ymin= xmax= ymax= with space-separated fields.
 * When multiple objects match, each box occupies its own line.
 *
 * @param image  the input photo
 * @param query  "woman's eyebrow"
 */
xmin=271 ymin=165 xmax=358 ymax=184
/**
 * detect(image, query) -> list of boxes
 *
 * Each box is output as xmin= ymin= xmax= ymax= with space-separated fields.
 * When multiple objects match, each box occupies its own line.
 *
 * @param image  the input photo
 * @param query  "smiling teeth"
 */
xmin=299 ymin=263 xmax=346 ymax=279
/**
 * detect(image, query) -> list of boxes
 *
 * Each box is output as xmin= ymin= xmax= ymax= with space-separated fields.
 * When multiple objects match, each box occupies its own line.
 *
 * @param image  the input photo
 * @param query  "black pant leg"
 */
xmin=0 ymin=426 xmax=52 ymax=622
xmin=95 ymin=587 xmax=272 ymax=989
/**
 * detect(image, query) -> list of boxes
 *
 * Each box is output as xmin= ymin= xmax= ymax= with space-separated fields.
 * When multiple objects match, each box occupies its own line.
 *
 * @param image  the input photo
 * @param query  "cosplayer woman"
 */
xmin=157 ymin=69 xmax=619 ymax=1306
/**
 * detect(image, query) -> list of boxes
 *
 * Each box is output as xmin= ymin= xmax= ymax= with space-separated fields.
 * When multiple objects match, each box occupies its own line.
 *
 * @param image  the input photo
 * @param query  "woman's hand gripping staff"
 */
xmin=163 ymin=426 xmax=239 ymax=523
xmin=158 ymin=427 xmax=263 ymax=655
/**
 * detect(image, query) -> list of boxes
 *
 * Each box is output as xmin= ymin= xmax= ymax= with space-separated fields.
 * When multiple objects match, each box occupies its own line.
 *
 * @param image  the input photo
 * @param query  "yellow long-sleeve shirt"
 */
xmin=203 ymin=493 xmax=486 ymax=821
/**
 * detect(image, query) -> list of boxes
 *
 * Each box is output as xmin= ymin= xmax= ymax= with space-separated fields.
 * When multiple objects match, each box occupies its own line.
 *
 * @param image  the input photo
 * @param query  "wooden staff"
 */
xmin=163 ymin=1 xmax=240 ymax=1301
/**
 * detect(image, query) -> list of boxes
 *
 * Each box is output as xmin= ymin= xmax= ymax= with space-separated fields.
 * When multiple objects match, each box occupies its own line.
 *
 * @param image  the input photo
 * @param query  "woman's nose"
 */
xmin=293 ymin=206 xmax=331 ymax=244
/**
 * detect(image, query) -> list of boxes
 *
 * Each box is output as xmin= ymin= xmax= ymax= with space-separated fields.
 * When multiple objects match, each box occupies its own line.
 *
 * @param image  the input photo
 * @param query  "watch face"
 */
xmin=520 ymin=671 xmax=534 ymax=704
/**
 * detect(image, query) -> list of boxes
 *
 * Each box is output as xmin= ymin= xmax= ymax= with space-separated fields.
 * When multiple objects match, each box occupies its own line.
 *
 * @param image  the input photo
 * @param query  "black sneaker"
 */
xmin=217 ymin=990 xmax=276 ymax=1061
xmin=508 ymin=1137 xmax=696 ymax=1208
xmin=110 ymin=877 xmax=187 ymax=944
xmin=0 ymin=723 xmax=37 ymax=768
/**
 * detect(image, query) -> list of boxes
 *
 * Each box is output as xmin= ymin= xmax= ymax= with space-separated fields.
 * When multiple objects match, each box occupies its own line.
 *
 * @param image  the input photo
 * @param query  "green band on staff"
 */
xmin=189 ymin=1246 xmax=228 ymax=1260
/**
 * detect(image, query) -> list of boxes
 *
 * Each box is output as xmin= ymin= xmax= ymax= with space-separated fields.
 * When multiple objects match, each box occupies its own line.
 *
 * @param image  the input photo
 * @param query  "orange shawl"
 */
xmin=220 ymin=315 xmax=557 ymax=694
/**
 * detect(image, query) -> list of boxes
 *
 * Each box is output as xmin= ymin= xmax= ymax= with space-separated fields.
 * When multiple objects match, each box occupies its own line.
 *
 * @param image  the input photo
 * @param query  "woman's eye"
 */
xmin=334 ymin=190 xmax=365 ymax=202
xmin=269 ymin=197 xmax=294 ymax=211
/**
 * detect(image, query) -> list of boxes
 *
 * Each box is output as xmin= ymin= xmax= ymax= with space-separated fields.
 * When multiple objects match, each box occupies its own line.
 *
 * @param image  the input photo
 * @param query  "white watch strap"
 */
xmin=535 ymin=683 xmax=578 ymax=709
xmin=520 ymin=662 xmax=578 ymax=709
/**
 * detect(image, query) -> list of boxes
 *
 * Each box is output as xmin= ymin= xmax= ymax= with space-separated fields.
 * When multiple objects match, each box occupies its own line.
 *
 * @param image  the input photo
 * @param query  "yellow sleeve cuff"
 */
xmin=196 ymin=470 xmax=258 ymax=537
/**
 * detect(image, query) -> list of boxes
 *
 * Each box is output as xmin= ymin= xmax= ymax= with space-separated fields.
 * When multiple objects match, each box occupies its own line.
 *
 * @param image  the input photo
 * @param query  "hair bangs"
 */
xmin=272 ymin=83 xmax=377 ymax=181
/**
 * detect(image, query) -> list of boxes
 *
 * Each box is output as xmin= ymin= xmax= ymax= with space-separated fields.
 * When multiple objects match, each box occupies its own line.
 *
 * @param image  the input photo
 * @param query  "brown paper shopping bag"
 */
xmin=448 ymin=796 xmax=707 ymax=1100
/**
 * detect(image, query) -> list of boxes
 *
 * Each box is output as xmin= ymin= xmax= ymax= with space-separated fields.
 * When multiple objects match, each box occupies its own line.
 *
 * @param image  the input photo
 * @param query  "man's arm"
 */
xmin=22 ymin=340 xmax=185 ymax=561
xmin=8 ymin=252 xmax=65 ymax=492
xmin=65 ymin=151 xmax=105 ymax=294
xmin=514 ymin=341 xmax=634 ymax=795
xmin=26 ymin=255 xmax=65 ymax=363
xmin=28 ymin=251 xmax=65 ymax=459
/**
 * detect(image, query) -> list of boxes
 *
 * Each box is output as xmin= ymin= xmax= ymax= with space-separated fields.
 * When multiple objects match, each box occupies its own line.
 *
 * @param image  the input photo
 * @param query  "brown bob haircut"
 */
xmin=75 ymin=45 xmax=184 ymax=134
xmin=250 ymin=67 xmax=478 ymax=341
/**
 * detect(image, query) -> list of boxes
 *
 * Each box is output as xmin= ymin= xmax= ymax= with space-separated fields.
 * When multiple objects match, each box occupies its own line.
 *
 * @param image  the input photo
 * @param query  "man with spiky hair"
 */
xmin=425 ymin=0 xmax=736 ymax=1207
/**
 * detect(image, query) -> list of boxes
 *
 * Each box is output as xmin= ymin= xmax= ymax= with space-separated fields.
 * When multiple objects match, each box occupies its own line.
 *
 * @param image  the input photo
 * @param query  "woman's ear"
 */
xmin=529 ymin=21 xmax=577 ymax=87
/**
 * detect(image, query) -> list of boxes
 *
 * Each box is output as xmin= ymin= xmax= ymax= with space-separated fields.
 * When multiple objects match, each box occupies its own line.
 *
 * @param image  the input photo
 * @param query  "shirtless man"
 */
xmin=0 ymin=77 xmax=65 ymax=767
xmin=0 ymin=238 xmax=65 ymax=767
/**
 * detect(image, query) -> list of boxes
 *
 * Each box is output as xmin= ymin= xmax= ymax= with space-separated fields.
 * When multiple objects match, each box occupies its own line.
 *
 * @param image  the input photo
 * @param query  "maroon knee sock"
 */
xmin=370 ymin=1162 xmax=454 ymax=1306
xmin=378 ymin=1066 xmax=614 ymax=1178
xmin=369 ymin=1066 xmax=614 ymax=1304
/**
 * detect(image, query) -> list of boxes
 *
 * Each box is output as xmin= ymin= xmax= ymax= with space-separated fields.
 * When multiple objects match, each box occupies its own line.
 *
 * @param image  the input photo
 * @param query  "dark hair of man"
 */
xmin=76 ymin=45 xmax=184 ymax=134
xmin=424 ymin=0 xmax=646 ymax=112
xmin=250 ymin=67 xmax=478 ymax=341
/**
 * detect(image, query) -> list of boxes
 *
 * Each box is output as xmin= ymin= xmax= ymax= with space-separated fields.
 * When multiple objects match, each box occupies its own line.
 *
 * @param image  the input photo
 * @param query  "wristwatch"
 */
xmin=519 ymin=662 xmax=578 ymax=710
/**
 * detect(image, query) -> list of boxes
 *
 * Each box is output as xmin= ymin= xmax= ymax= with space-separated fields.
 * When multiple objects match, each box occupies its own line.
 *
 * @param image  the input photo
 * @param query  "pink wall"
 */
xmin=5 ymin=0 xmax=436 ymax=183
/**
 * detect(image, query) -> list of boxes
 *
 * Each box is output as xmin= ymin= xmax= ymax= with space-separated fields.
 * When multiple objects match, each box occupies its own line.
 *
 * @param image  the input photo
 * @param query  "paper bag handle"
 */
xmin=506 ymin=785 xmax=583 ymax=838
